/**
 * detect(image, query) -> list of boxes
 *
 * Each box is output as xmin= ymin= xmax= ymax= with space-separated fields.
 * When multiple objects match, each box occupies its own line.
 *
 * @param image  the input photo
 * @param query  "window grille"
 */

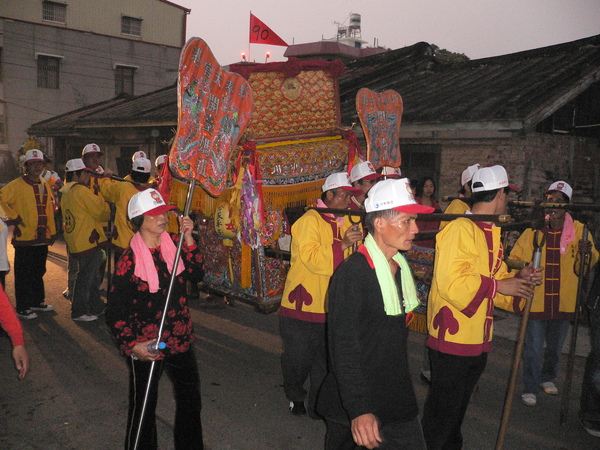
xmin=121 ymin=16 xmax=142 ymax=37
xmin=42 ymin=1 xmax=67 ymax=24
xmin=37 ymin=55 xmax=60 ymax=89
xmin=115 ymin=66 xmax=135 ymax=95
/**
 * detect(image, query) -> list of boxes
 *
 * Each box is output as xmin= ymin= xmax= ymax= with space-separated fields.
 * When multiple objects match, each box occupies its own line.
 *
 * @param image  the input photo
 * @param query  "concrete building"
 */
xmin=0 ymin=0 xmax=189 ymax=182
xmin=284 ymin=13 xmax=387 ymax=62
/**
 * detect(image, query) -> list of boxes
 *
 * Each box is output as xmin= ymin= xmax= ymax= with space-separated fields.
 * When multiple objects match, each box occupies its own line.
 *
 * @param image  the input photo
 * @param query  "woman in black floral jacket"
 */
xmin=106 ymin=189 xmax=204 ymax=450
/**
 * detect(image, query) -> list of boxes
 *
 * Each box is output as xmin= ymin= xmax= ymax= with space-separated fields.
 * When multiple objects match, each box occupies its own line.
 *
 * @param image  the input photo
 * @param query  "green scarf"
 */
xmin=364 ymin=234 xmax=420 ymax=316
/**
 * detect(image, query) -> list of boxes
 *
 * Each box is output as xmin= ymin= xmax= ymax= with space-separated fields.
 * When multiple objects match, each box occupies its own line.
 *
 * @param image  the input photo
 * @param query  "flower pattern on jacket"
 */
xmin=106 ymin=233 xmax=204 ymax=358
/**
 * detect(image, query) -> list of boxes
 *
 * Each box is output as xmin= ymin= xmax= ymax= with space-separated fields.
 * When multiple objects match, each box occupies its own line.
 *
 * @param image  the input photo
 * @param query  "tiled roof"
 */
xmin=339 ymin=34 xmax=600 ymax=128
xmin=28 ymin=85 xmax=177 ymax=135
xmin=28 ymin=34 xmax=600 ymax=135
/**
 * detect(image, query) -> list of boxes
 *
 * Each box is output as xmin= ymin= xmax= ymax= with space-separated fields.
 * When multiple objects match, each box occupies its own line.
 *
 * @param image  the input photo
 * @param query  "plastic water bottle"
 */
xmin=147 ymin=341 xmax=166 ymax=354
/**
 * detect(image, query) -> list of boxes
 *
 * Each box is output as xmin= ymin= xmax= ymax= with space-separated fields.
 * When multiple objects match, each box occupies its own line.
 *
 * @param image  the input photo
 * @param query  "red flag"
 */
xmin=249 ymin=13 xmax=288 ymax=47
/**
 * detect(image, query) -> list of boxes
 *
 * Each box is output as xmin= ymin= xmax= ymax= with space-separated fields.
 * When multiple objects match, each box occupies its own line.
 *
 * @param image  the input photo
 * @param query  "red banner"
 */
xmin=356 ymin=88 xmax=403 ymax=169
xmin=249 ymin=13 xmax=288 ymax=47
xmin=169 ymin=38 xmax=254 ymax=197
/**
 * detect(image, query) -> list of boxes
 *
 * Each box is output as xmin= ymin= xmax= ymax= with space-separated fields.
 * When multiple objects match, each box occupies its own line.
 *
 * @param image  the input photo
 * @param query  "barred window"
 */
xmin=115 ymin=66 xmax=135 ymax=96
xmin=37 ymin=55 xmax=60 ymax=89
xmin=121 ymin=16 xmax=142 ymax=37
xmin=42 ymin=1 xmax=67 ymax=24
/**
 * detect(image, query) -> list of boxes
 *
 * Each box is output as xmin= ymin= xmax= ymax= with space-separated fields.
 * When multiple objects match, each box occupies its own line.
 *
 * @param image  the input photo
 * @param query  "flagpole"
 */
xmin=248 ymin=11 xmax=252 ymax=62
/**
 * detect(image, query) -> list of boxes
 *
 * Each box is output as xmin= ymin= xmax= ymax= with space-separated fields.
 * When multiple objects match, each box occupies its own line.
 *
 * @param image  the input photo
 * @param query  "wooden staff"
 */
xmin=91 ymin=171 xmax=146 ymax=186
xmin=444 ymin=196 xmax=600 ymax=212
xmin=496 ymin=230 xmax=544 ymax=449
xmin=560 ymin=225 xmax=591 ymax=425
xmin=512 ymin=201 xmax=600 ymax=212
xmin=305 ymin=206 xmax=512 ymax=223
xmin=105 ymin=202 xmax=116 ymax=295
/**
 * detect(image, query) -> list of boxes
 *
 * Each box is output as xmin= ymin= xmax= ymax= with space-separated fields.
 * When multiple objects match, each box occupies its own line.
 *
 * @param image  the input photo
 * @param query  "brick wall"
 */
xmin=403 ymin=131 xmax=600 ymax=241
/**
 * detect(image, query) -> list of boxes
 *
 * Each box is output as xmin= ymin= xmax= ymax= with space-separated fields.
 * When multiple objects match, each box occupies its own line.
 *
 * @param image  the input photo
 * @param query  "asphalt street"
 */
xmin=0 ymin=238 xmax=598 ymax=449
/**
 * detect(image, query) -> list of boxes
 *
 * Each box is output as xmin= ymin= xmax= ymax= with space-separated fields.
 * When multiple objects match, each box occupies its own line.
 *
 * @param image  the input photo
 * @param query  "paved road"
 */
xmin=0 ymin=239 xmax=598 ymax=449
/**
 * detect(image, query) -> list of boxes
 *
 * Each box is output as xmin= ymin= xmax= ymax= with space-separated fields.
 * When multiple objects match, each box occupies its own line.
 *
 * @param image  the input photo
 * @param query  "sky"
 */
xmin=174 ymin=0 xmax=600 ymax=66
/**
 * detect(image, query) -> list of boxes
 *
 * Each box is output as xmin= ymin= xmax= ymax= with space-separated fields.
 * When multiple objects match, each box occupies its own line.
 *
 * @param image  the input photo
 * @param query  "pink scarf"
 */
xmin=317 ymin=198 xmax=345 ymax=227
xmin=130 ymin=231 xmax=185 ymax=293
xmin=545 ymin=212 xmax=575 ymax=255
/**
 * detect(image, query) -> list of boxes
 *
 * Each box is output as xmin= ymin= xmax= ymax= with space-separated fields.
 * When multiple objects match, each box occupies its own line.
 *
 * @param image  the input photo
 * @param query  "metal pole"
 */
xmin=132 ymin=179 xmax=196 ymax=450
xmin=560 ymin=225 xmax=590 ymax=425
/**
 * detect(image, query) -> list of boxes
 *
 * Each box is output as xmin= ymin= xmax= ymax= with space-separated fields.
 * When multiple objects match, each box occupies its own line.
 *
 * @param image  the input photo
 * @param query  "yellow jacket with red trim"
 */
xmin=509 ymin=222 xmax=598 ymax=319
xmin=0 ymin=176 xmax=56 ymax=245
xmin=279 ymin=209 xmax=361 ymax=322
xmin=99 ymin=179 xmax=145 ymax=250
xmin=439 ymin=198 xmax=470 ymax=230
xmin=61 ymin=182 xmax=111 ymax=257
xmin=427 ymin=218 xmax=516 ymax=356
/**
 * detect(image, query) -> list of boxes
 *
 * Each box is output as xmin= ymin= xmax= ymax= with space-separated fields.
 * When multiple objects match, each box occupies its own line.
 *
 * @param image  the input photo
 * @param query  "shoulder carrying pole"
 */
xmin=132 ymin=180 xmax=196 ymax=450
xmin=560 ymin=224 xmax=590 ymax=425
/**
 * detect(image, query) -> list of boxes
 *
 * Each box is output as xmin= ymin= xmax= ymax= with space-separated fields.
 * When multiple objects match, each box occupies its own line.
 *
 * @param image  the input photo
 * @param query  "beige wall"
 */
xmin=0 ymin=0 xmax=186 ymax=47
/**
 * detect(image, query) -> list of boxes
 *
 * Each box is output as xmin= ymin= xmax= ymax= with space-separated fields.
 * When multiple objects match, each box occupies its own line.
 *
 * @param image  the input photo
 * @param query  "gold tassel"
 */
xmin=407 ymin=312 xmax=428 ymax=335
xmin=262 ymin=180 xmax=323 ymax=209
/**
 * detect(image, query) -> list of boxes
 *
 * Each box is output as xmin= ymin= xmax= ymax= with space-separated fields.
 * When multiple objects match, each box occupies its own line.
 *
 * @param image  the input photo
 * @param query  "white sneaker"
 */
xmin=522 ymin=393 xmax=537 ymax=407
xmin=31 ymin=303 xmax=54 ymax=312
xmin=579 ymin=417 xmax=600 ymax=438
xmin=73 ymin=314 xmax=98 ymax=322
xmin=16 ymin=309 xmax=38 ymax=320
xmin=541 ymin=381 xmax=558 ymax=395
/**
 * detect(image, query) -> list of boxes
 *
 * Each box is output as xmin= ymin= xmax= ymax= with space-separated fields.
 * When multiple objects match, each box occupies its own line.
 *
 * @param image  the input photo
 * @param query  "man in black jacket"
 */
xmin=317 ymin=178 xmax=434 ymax=449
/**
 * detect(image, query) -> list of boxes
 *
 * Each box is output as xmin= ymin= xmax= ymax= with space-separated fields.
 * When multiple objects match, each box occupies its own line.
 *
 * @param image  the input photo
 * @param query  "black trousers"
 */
xmin=422 ymin=349 xmax=487 ymax=450
xmin=126 ymin=348 xmax=203 ymax=450
xmin=279 ymin=316 xmax=327 ymax=416
xmin=14 ymin=245 xmax=48 ymax=312
xmin=325 ymin=416 xmax=426 ymax=449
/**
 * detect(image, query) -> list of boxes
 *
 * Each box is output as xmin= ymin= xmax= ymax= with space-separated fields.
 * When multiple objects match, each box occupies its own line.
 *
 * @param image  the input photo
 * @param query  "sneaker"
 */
xmin=541 ymin=381 xmax=558 ymax=395
xmin=579 ymin=417 xmax=600 ymax=438
xmin=31 ymin=303 xmax=54 ymax=312
xmin=522 ymin=393 xmax=537 ymax=407
xmin=16 ymin=309 xmax=38 ymax=320
xmin=289 ymin=401 xmax=307 ymax=416
xmin=62 ymin=289 xmax=70 ymax=300
xmin=72 ymin=314 xmax=98 ymax=322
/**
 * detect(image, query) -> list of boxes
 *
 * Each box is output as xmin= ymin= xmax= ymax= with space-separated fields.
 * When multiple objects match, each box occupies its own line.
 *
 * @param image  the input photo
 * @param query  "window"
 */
xmin=37 ymin=55 xmax=61 ymax=89
xmin=400 ymin=144 xmax=441 ymax=187
xmin=121 ymin=16 xmax=142 ymax=37
xmin=115 ymin=66 xmax=135 ymax=96
xmin=42 ymin=1 xmax=67 ymax=24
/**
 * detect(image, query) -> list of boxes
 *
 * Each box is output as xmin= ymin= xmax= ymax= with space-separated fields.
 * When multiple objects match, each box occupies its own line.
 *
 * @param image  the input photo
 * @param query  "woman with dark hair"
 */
xmin=106 ymin=188 xmax=204 ymax=450
xmin=415 ymin=176 xmax=442 ymax=248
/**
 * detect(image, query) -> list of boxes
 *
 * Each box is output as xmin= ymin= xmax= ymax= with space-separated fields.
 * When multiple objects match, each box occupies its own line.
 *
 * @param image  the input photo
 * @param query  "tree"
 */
xmin=431 ymin=44 xmax=469 ymax=64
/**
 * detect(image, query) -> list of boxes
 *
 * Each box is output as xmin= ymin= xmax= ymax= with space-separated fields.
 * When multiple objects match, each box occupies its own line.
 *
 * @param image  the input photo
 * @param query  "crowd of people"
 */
xmin=279 ymin=161 xmax=600 ymax=449
xmin=0 ymin=145 xmax=200 ymax=449
xmin=1 ymin=146 xmax=599 ymax=449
